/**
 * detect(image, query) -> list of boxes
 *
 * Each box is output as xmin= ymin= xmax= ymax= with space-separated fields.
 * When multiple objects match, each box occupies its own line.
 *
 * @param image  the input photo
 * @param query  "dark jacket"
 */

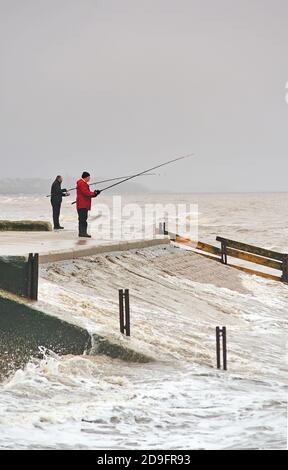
xmin=51 ymin=180 xmax=67 ymax=205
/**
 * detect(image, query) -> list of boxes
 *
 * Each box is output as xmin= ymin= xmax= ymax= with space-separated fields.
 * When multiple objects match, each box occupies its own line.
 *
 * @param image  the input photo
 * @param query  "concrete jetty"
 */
xmin=0 ymin=231 xmax=170 ymax=263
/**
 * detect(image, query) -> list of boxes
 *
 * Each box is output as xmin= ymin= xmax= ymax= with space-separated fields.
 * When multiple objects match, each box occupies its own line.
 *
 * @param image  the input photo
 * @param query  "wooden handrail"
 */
xmin=216 ymin=236 xmax=285 ymax=262
xmin=172 ymin=232 xmax=287 ymax=281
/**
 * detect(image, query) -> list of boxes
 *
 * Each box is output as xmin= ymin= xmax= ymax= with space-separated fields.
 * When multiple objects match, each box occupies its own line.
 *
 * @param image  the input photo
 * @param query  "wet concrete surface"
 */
xmin=0 ymin=231 xmax=169 ymax=262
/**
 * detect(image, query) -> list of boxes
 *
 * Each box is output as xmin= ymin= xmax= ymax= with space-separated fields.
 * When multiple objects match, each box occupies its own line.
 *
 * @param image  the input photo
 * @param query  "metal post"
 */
xmin=31 ymin=253 xmax=39 ymax=301
xmin=221 ymin=241 xmax=228 ymax=265
xmin=27 ymin=253 xmax=33 ymax=298
xmin=222 ymin=327 xmax=227 ymax=371
xmin=119 ymin=289 xmax=125 ymax=334
xmin=281 ymin=255 xmax=288 ymax=282
xmin=216 ymin=326 xmax=227 ymax=370
xmin=124 ymin=289 xmax=131 ymax=337
xmin=26 ymin=253 xmax=39 ymax=300
xmin=216 ymin=327 xmax=221 ymax=369
xmin=119 ymin=289 xmax=131 ymax=337
xmin=159 ymin=222 xmax=169 ymax=235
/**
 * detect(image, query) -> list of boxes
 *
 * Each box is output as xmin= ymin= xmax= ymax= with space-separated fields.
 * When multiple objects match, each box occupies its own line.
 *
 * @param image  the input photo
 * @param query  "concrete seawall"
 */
xmin=0 ymin=289 xmax=91 ymax=379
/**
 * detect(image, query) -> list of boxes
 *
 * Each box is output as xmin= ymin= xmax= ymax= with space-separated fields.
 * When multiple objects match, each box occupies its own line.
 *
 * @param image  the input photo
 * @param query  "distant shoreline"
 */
xmin=0 ymin=191 xmax=288 ymax=196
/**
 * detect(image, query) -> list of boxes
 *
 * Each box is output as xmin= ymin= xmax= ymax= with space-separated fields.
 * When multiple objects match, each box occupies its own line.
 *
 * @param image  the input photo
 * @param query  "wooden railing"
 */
xmin=169 ymin=229 xmax=288 ymax=282
xmin=216 ymin=236 xmax=288 ymax=281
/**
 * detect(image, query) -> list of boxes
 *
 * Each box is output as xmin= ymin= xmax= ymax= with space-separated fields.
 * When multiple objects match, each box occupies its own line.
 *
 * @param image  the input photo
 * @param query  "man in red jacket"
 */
xmin=76 ymin=172 xmax=101 ymax=238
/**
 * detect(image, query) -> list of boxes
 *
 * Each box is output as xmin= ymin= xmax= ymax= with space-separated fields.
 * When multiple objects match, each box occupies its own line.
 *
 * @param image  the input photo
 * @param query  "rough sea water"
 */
xmin=0 ymin=193 xmax=287 ymax=450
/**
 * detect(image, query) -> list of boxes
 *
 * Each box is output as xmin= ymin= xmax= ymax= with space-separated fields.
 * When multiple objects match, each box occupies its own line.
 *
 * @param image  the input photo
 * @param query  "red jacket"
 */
xmin=76 ymin=179 xmax=96 ymax=210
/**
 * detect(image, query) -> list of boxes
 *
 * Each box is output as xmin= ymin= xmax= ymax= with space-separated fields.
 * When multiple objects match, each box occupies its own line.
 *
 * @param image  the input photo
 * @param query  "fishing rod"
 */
xmin=46 ymin=173 xmax=155 ymax=198
xmin=101 ymin=153 xmax=193 ymax=192
xmin=71 ymin=152 xmax=194 ymax=205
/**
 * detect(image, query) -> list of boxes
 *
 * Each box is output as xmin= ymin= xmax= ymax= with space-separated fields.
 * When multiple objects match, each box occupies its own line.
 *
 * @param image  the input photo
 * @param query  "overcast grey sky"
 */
xmin=0 ymin=0 xmax=287 ymax=192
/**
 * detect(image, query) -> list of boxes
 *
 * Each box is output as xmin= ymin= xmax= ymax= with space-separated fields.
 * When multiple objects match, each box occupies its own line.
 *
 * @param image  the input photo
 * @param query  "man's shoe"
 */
xmin=79 ymin=234 xmax=92 ymax=238
xmin=54 ymin=226 xmax=64 ymax=230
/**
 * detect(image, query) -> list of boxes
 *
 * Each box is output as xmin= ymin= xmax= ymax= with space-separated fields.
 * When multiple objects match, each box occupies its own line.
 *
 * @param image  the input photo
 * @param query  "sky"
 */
xmin=0 ymin=0 xmax=287 ymax=192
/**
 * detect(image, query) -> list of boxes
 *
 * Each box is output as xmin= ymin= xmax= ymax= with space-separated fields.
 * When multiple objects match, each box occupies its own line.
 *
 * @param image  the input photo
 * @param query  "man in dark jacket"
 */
xmin=50 ymin=175 xmax=70 ymax=230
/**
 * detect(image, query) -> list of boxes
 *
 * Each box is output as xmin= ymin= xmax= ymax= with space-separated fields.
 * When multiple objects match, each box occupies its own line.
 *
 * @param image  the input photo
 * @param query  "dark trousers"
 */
xmin=78 ymin=208 xmax=89 ymax=235
xmin=51 ymin=202 xmax=61 ymax=229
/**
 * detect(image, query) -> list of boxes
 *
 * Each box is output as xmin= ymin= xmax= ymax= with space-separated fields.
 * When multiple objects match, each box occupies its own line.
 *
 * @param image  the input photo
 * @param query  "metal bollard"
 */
xmin=216 ymin=326 xmax=227 ymax=370
xmin=119 ymin=289 xmax=131 ymax=337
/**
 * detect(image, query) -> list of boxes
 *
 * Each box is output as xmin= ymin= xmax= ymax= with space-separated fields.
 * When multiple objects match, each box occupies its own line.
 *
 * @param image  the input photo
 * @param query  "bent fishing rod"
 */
xmin=46 ymin=173 xmax=155 ymax=198
xmin=71 ymin=152 xmax=194 ymax=205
